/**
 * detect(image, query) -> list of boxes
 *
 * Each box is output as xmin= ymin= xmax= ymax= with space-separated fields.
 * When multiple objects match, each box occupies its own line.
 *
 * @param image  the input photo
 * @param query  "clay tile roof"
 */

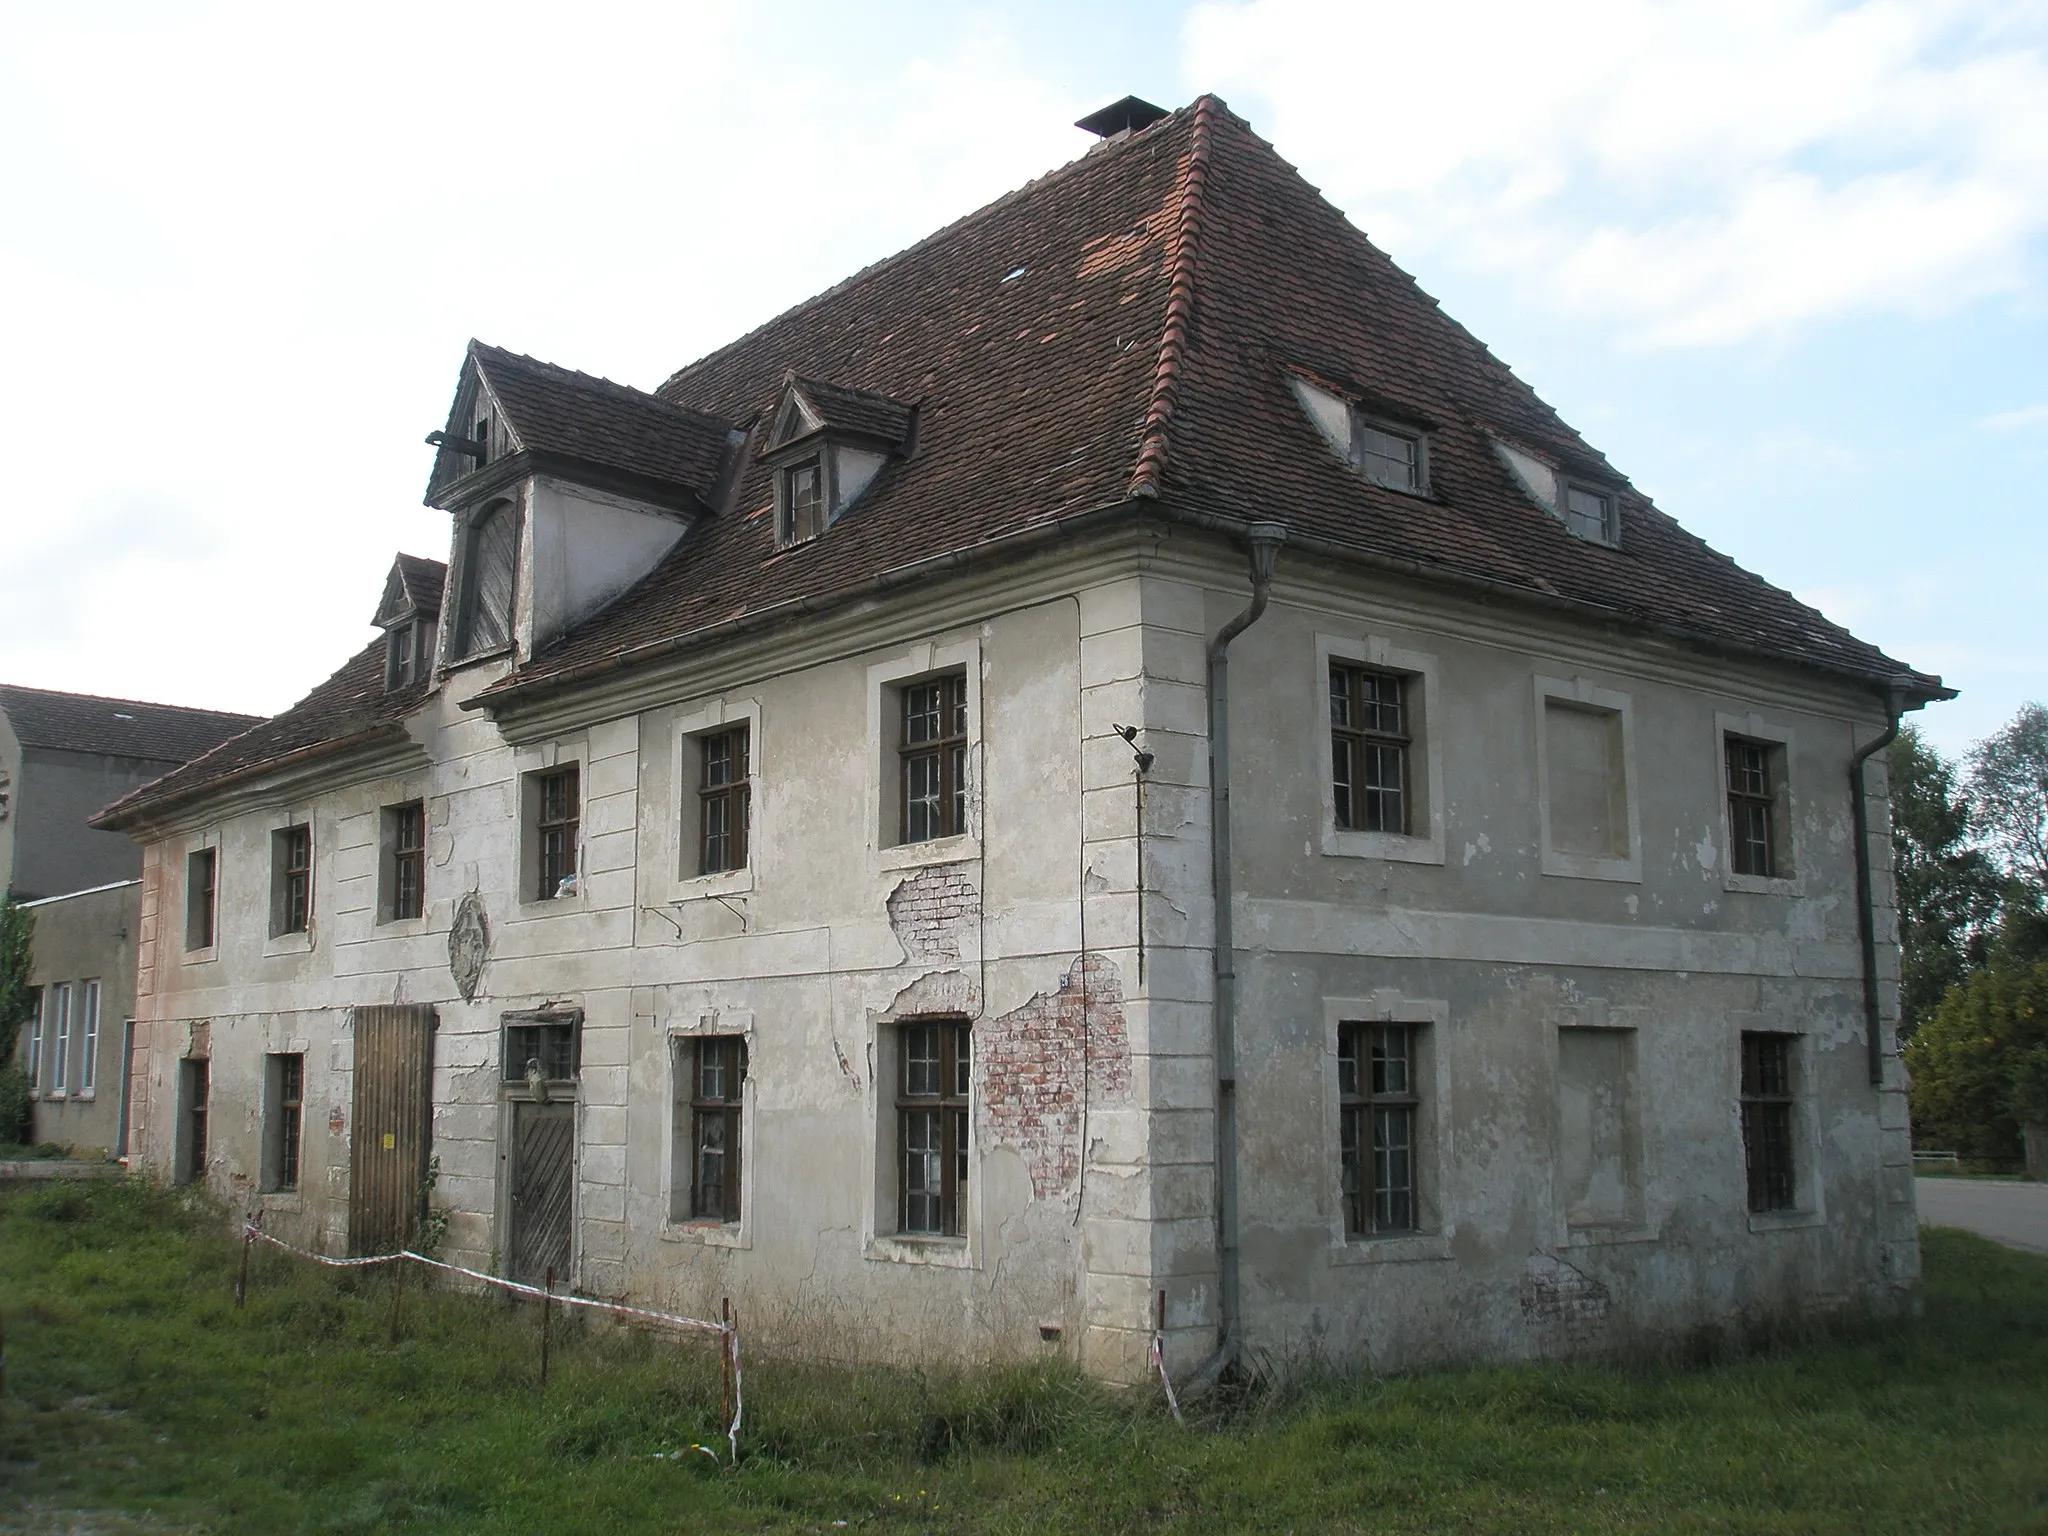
xmin=786 ymin=376 xmax=915 ymax=448
xmin=481 ymin=95 xmax=1940 ymax=704
xmin=395 ymin=553 xmax=446 ymax=613
xmin=457 ymin=343 xmax=736 ymax=506
xmin=92 ymin=640 xmax=430 ymax=830
xmin=0 ymin=685 xmax=259 ymax=764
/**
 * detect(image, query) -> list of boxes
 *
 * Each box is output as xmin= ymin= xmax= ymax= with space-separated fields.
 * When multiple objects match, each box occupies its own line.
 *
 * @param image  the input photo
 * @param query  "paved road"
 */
xmin=1917 ymin=1177 xmax=2048 ymax=1255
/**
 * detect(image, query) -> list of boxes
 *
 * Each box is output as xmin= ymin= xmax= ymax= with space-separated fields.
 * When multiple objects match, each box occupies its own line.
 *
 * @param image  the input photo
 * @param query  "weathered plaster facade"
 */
xmin=101 ymin=95 xmax=1938 ymax=1384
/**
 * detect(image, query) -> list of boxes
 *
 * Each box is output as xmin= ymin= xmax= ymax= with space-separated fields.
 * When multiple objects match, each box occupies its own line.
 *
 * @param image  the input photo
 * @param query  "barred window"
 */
xmin=699 ymin=727 xmax=751 ymax=875
xmin=1726 ymin=738 xmax=1777 ymax=878
xmin=535 ymin=767 xmax=579 ymax=901
xmin=898 ymin=1019 xmax=970 ymax=1237
xmin=385 ymin=801 xmax=426 ymax=922
xmin=680 ymin=1037 xmax=747 ymax=1222
xmin=265 ymin=1052 xmax=304 ymax=1193
xmin=900 ymin=674 xmax=969 ymax=844
xmin=1741 ymin=1033 xmax=1797 ymax=1213
xmin=1339 ymin=1022 xmax=1420 ymax=1235
xmin=1330 ymin=664 xmax=1410 ymax=835
xmin=271 ymin=825 xmax=311 ymax=936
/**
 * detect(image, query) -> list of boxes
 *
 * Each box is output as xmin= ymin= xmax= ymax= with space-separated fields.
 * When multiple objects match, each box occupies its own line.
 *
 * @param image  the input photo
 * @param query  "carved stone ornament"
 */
xmin=449 ymin=892 xmax=490 ymax=1002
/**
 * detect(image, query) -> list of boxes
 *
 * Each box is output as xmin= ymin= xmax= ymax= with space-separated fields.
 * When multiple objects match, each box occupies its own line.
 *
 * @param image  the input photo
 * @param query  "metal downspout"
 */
xmin=1852 ymin=684 xmax=1908 ymax=1087
xmin=1186 ymin=521 xmax=1287 ymax=1394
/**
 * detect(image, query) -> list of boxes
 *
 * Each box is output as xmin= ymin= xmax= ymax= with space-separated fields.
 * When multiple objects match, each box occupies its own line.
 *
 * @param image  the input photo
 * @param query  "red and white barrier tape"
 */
xmin=243 ymin=1224 xmax=743 ymax=1458
xmin=1150 ymin=1331 xmax=1184 ymax=1425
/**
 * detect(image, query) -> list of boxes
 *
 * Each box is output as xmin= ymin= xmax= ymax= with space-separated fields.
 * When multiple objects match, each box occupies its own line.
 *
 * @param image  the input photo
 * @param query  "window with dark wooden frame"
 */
xmin=1339 ymin=1022 xmax=1420 ymax=1235
xmin=272 ymin=824 xmax=311 ymax=936
xmin=1726 ymin=737 xmax=1778 ymax=878
xmin=698 ymin=726 xmax=751 ymax=875
xmin=1741 ymin=1032 xmax=1797 ymax=1213
xmin=503 ymin=1015 xmax=579 ymax=1084
xmin=186 ymin=847 xmax=217 ymax=951
xmin=779 ymin=459 xmax=826 ymax=546
xmin=385 ymin=801 xmax=425 ymax=921
xmin=898 ymin=1019 xmax=970 ymax=1237
xmin=1330 ymin=664 xmax=1410 ymax=835
xmin=535 ymin=767 xmax=579 ymax=900
xmin=900 ymin=674 xmax=968 ymax=844
xmin=265 ymin=1052 xmax=304 ymax=1192
xmin=183 ymin=1058 xmax=209 ymax=1185
xmin=684 ymin=1036 xmax=747 ymax=1222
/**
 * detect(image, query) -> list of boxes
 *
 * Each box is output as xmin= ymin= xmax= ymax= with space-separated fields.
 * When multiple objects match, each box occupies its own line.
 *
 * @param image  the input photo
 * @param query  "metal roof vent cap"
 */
xmin=1075 ymin=96 xmax=1170 ymax=140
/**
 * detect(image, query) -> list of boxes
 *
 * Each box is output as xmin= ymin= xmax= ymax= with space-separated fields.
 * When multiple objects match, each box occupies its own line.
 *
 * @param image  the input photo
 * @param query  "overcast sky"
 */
xmin=1 ymin=0 xmax=2041 ymax=759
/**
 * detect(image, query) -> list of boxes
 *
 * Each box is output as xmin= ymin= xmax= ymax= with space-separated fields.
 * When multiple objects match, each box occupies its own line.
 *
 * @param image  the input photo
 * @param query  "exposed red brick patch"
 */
xmin=887 ymin=865 xmax=977 ymax=962
xmin=980 ymin=954 xmax=1132 ymax=1199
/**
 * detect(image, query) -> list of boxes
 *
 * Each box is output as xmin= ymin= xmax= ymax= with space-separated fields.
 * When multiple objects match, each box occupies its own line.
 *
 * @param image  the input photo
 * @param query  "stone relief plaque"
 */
xmin=449 ymin=891 xmax=489 ymax=1002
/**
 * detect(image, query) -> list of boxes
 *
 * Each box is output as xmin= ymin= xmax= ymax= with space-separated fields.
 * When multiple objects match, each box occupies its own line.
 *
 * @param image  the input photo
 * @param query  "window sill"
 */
xmin=43 ymin=1090 xmax=67 ymax=1103
xmin=1723 ymin=871 xmax=1805 ymax=898
xmin=441 ymin=644 xmax=515 ymax=676
xmin=1560 ymin=1220 xmax=1659 ymax=1248
xmin=1747 ymin=1207 xmax=1826 ymax=1234
xmin=514 ymin=890 xmax=588 ymax=921
xmin=876 ymin=834 xmax=977 ymax=875
xmin=74 ymin=1090 xmax=96 ymax=1103
xmin=1539 ymin=850 xmax=1641 ymax=884
xmin=373 ymin=915 xmax=433 ymax=937
xmin=866 ymin=1233 xmax=973 ymax=1269
xmin=1329 ymin=1230 xmax=1452 ymax=1265
xmin=663 ymin=1219 xmax=749 ymax=1251
xmin=260 ymin=1191 xmax=305 ymax=1213
xmin=1322 ymin=826 xmax=1445 ymax=866
xmin=181 ymin=945 xmax=219 ymax=966
xmin=264 ymin=930 xmax=315 ymax=957
xmin=670 ymin=865 xmax=755 ymax=903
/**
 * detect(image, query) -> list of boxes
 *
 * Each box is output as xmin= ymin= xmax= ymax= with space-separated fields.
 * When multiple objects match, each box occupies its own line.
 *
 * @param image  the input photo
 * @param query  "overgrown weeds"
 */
xmin=4 ymin=1180 xmax=2047 ymax=1533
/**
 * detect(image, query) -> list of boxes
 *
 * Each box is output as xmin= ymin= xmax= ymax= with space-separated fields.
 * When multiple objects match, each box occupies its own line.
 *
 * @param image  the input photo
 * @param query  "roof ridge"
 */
xmin=655 ymin=102 xmax=1203 ymax=403
xmin=1127 ymin=94 xmax=1220 ymax=500
xmin=471 ymin=341 xmax=734 ymax=429
xmin=0 ymin=682 xmax=260 ymax=721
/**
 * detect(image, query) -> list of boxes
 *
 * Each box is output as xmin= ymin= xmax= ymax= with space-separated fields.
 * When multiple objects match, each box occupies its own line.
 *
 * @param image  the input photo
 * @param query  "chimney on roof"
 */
xmin=1075 ymin=96 xmax=1170 ymax=140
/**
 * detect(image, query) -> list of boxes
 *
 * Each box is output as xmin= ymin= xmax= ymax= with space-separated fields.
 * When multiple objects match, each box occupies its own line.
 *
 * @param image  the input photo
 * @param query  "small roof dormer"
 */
xmin=763 ymin=374 xmax=916 ymax=549
xmin=373 ymin=552 xmax=446 ymax=693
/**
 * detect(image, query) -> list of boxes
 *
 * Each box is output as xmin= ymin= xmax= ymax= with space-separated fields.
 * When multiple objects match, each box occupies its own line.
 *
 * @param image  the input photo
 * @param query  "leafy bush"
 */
xmin=0 ymin=1063 xmax=30 ymax=1146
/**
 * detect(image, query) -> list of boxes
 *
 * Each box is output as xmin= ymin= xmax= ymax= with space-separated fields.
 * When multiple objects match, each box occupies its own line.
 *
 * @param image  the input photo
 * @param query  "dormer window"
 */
xmin=764 ymin=375 xmax=915 ymax=551
xmin=474 ymin=416 xmax=492 ymax=469
xmin=1492 ymin=438 xmax=1622 ymax=548
xmin=372 ymin=552 xmax=447 ymax=694
xmin=780 ymin=459 xmax=826 ymax=545
xmin=385 ymin=619 xmax=434 ymax=690
xmin=1288 ymin=375 xmax=1428 ymax=494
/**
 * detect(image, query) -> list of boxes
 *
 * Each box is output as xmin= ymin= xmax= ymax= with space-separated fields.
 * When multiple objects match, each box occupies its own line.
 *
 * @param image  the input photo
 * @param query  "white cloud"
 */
xmin=1183 ymin=0 xmax=2048 ymax=346
xmin=1978 ymin=402 xmax=2048 ymax=430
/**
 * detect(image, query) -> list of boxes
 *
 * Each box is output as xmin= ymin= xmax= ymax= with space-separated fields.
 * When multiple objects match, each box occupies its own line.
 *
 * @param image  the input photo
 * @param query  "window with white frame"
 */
xmin=79 ymin=980 xmax=100 ymax=1096
xmin=48 ymin=981 xmax=72 ymax=1095
xmin=23 ymin=985 xmax=43 ymax=1093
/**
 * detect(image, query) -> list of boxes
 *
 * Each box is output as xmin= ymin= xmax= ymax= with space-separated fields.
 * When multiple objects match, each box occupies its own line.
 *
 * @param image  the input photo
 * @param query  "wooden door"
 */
xmin=508 ymin=1100 xmax=575 ymax=1284
xmin=349 ymin=1004 xmax=436 ymax=1256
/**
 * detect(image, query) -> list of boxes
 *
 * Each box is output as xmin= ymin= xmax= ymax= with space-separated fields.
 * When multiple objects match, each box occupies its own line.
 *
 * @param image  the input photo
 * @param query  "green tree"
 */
xmin=1905 ymin=958 xmax=2048 ymax=1164
xmin=0 ymin=895 xmax=34 ymax=1144
xmin=1969 ymin=701 xmax=2048 ymax=894
xmin=1889 ymin=726 xmax=2002 ymax=1038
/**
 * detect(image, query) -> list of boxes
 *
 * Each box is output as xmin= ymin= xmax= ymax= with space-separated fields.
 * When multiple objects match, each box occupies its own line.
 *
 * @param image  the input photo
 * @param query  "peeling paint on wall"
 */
xmin=1520 ymin=1253 xmax=1611 ymax=1347
xmin=981 ymin=954 xmax=1132 ymax=1199
xmin=886 ymin=864 xmax=977 ymax=961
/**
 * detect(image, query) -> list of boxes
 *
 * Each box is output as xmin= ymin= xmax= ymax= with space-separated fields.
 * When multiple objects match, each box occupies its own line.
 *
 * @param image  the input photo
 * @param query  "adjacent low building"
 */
xmin=95 ymin=96 xmax=1948 ymax=1381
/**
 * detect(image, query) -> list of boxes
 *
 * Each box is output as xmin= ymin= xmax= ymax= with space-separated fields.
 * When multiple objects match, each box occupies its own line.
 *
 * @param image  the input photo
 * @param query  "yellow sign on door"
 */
xmin=382 ymin=1131 xmax=395 ymax=1150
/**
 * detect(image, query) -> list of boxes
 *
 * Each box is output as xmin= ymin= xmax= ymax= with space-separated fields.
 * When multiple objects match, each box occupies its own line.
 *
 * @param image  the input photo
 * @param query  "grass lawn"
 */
xmin=2 ymin=1181 xmax=2045 ymax=1533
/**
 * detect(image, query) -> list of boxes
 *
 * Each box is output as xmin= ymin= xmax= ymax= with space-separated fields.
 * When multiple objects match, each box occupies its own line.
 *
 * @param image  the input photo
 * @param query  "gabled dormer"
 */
xmin=763 ymin=374 xmax=916 ymax=548
xmin=424 ymin=341 xmax=743 ymax=663
xmin=371 ymin=552 xmax=447 ymax=692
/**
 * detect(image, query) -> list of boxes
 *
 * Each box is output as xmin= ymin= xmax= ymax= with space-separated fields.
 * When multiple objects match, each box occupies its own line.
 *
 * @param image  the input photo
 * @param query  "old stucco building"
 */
xmin=97 ymin=96 xmax=1949 ymax=1382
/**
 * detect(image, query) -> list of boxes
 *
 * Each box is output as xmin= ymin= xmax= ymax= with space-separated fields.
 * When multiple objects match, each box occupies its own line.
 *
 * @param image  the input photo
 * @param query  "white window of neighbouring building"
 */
xmin=47 ymin=982 xmax=72 ymax=1095
xmin=79 ymin=980 xmax=101 ymax=1096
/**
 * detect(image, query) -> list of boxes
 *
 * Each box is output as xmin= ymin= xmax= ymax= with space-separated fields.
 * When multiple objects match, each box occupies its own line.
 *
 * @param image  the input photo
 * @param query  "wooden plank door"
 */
xmin=349 ymin=1004 xmax=436 ymax=1256
xmin=508 ymin=1101 xmax=575 ymax=1284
